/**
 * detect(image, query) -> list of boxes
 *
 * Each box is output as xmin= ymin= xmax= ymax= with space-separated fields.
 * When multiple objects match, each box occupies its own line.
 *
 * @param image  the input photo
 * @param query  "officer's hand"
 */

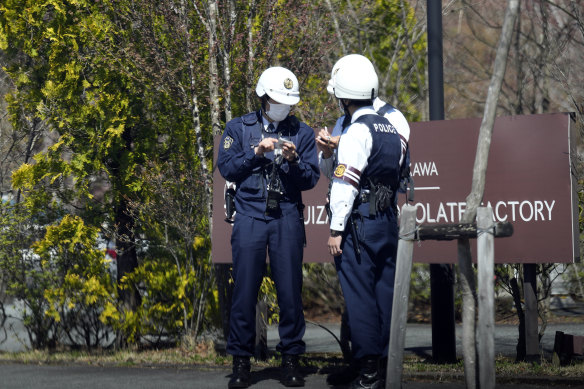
xmin=255 ymin=138 xmax=278 ymax=156
xmin=281 ymin=141 xmax=298 ymax=162
xmin=327 ymin=235 xmax=342 ymax=257
xmin=316 ymin=128 xmax=339 ymax=159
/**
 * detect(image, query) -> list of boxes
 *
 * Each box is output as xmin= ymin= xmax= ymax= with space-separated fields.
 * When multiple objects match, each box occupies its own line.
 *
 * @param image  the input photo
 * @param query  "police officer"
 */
xmin=325 ymin=56 xmax=403 ymax=389
xmin=317 ymin=54 xmax=410 ymax=185
xmin=217 ymin=66 xmax=320 ymax=388
xmin=316 ymin=54 xmax=411 ymax=387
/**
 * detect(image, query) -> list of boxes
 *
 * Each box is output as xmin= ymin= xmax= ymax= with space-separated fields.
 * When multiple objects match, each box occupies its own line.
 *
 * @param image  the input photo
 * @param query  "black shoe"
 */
xmin=281 ymin=354 xmax=304 ymax=387
xmin=228 ymin=356 xmax=251 ymax=389
xmin=350 ymin=356 xmax=381 ymax=389
xmin=376 ymin=357 xmax=387 ymax=388
xmin=326 ymin=361 xmax=359 ymax=386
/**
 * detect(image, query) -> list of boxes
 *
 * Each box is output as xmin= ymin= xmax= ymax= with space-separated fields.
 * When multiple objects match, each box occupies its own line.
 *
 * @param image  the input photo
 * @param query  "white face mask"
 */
xmin=266 ymin=102 xmax=291 ymax=122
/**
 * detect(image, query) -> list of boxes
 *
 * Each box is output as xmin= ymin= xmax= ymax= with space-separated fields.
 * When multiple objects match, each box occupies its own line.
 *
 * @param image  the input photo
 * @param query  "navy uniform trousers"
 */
xmin=227 ymin=211 xmax=306 ymax=357
xmin=334 ymin=202 xmax=398 ymax=360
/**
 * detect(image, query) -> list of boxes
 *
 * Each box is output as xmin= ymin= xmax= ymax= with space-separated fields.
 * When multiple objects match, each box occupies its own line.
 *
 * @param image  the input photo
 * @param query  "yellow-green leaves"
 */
xmin=12 ymin=163 xmax=35 ymax=190
xmin=117 ymin=261 xmax=201 ymax=342
xmin=36 ymin=214 xmax=119 ymax=344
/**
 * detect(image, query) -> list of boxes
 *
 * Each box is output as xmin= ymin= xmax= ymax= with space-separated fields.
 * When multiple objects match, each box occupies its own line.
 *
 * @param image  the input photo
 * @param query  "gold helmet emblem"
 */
xmin=283 ymin=78 xmax=293 ymax=89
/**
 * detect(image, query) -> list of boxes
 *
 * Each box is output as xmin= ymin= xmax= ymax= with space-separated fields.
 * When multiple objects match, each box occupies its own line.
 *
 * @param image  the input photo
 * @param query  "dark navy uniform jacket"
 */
xmin=217 ymin=110 xmax=320 ymax=218
xmin=329 ymin=106 xmax=401 ymax=230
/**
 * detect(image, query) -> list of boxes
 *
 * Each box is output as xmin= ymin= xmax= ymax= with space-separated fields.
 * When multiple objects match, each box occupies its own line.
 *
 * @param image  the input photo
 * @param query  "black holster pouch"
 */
xmin=225 ymin=187 xmax=236 ymax=223
xmin=366 ymin=178 xmax=395 ymax=217
xmin=298 ymin=202 xmax=306 ymax=247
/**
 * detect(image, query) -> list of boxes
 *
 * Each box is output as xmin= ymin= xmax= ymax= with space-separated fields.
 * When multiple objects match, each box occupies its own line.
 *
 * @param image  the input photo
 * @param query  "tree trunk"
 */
xmin=206 ymin=1 xmax=222 ymax=137
xmin=115 ymin=199 xmax=140 ymax=348
xmin=219 ymin=0 xmax=236 ymax=124
xmin=245 ymin=0 xmax=256 ymax=113
xmin=324 ymin=0 xmax=347 ymax=55
xmin=184 ymin=1 xmax=213 ymax=225
xmin=510 ymin=275 xmax=526 ymax=361
xmin=456 ymin=1 xmax=520 ymax=387
xmin=215 ymin=264 xmax=233 ymax=341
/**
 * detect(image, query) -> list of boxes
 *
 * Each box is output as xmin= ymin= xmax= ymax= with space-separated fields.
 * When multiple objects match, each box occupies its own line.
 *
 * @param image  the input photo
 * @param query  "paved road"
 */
xmin=2 ymin=362 xmax=583 ymax=389
xmin=1 ymin=359 xmax=582 ymax=388
xmin=2 ymin=321 xmax=584 ymax=388
xmin=2 ymin=299 xmax=583 ymax=388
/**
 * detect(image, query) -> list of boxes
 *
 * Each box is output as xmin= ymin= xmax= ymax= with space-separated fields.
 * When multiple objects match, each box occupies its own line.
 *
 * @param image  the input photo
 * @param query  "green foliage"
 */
xmin=0 ymin=0 xmax=427 ymax=350
xmin=0 ymin=201 xmax=59 ymax=348
xmin=259 ymin=275 xmax=279 ymax=325
xmin=36 ymin=214 xmax=118 ymax=349
xmin=367 ymin=0 xmax=426 ymax=122
xmin=301 ymin=263 xmax=344 ymax=318
xmin=117 ymin=261 xmax=196 ymax=344
xmin=121 ymin=159 xmax=217 ymax=344
xmin=409 ymin=263 xmax=431 ymax=306
xmin=0 ymin=203 xmax=116 ymax=349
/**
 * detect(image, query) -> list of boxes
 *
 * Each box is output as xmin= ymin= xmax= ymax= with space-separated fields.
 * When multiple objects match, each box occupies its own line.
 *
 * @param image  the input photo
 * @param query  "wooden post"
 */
xmin=477 ymin=207 xmax=495 ymax=389
xmin=386 ymin=205 xmax=417 ymax=389
xmin=524 ymin=264 xmax=540 ymax=362
xmin=383 ymin=208 xmax=513 ymax=389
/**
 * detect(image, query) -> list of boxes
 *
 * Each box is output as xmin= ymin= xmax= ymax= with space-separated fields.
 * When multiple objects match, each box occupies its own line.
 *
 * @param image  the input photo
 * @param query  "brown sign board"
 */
xmin=212 ymin=112 xmax=579 ymax=264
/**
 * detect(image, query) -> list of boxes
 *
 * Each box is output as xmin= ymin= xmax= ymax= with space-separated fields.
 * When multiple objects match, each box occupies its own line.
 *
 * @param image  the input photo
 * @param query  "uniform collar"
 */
xmin=351 ymin=106 xmax=376 ymax=123
xmin=261 ymin=112 xmax=279 ymax=132
xmin=372 ymin=97 xmax=385 ymax=112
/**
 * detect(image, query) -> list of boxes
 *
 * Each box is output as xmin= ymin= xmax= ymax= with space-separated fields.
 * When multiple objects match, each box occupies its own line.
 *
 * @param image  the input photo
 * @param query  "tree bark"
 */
xmin=456 ymin=0 xmax=520 ymax=387
xmin=324 ymin=0 xmax=347 ymax=55
xmin=114 ymin=198 xmax=140 ymax=348
xmin=245 ymin=0 xmax=257 ymax=112
xmin=219 ymin=0 xmax=236 ymax=124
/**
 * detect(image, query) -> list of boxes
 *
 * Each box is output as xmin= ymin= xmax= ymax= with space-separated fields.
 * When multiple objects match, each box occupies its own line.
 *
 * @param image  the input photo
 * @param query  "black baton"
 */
xmin=349 ymin=212 xmax=361 ymax=262
xmin=298 ymin=203 xmax=306 ymax=247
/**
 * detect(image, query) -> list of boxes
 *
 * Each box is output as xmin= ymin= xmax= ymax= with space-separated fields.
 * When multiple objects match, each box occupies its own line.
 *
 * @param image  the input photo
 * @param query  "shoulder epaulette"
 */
xmin=242 ymin=111 xmax=260 ymax=126
xmin=376 ymin=103 xmax=396 ymax=116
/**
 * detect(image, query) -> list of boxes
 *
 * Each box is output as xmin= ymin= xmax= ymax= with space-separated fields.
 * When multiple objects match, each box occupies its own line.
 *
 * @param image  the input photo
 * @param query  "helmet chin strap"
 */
xmin=339 ymin=99 xmax=352 ymax=130
xmin=342 ymin=99 xmax=351 ymax=116
xmin=261 ymin=96 xmax=273 ymax=122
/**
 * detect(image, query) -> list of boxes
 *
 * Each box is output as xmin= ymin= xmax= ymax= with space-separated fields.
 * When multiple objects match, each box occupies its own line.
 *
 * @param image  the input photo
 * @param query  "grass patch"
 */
xmin=399 ymin=354 xmax=584 ymax=377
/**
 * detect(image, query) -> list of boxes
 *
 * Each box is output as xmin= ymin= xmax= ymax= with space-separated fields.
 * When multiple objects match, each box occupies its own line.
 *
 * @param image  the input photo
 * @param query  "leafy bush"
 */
xmin=117 ymin=260 xmax=197 ymax=345
xmin=38 ymin=215 xmax=118 ymax=349
xmin=0 ymin=206 xmax=117 ymax=349
xmin=0 ymin=202 xmax=59 ymax=348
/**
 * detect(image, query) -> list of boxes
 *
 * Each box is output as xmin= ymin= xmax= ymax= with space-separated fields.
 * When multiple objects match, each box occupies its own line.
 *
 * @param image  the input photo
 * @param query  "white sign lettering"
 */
xmin=412 ymin=161 xmax=439 ymax=176
xmin=404 ymin=199 xmax=556 ymax=224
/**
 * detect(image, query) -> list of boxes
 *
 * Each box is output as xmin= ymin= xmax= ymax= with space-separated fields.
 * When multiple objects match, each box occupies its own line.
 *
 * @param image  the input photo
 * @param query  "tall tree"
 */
xmin=455 ymin=1 xmax=520 ymax=387
xmin=1 ymin=0 xmax=429 ymax=346
xmin=0 ymin=0 xmax=205 ymax=333
xmin=443 ymin=0 xmax=584 ymax=125
xmin=442 ymin=0 xmax=584 ymax=364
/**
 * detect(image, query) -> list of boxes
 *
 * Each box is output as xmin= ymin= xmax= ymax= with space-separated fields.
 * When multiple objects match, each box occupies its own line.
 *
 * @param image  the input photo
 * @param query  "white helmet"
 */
xmin=256 ymin=66 xmax=300 ymax=105
xmin=331 ymin=54 xmax=378 ymax=100
xmin=327 ymin=54 xmax=373 ymax=95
